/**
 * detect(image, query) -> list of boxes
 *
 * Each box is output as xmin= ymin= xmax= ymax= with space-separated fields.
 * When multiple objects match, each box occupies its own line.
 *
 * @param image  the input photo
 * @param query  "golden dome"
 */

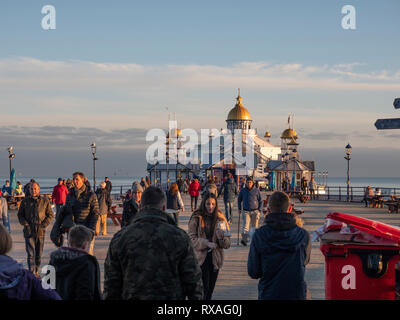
xmin=264 ymin=131 xmax=271 ymax=138
xmin=281 ymin=128 xmax=298 ymax=140
xmin=227 ymin=90 xmax=252 ymax=121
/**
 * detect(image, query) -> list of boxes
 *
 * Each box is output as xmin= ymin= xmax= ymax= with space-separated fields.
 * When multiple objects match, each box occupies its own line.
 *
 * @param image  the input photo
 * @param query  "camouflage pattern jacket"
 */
xmin=103 ymin=208 xmax=203 ymax=300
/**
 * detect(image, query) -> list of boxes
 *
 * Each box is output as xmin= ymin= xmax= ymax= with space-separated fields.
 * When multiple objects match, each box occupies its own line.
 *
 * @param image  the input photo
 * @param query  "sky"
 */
xmin=0 ymin=0 xmax=400 ymax=178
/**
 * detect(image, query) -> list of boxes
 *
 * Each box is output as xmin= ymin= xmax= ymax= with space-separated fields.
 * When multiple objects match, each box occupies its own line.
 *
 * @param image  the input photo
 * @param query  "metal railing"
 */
xmin=313 ymin=186 xmax=400 ymax=202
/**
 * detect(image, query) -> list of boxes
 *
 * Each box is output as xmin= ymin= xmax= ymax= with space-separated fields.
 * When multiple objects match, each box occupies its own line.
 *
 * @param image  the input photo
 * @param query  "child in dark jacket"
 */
xmin=247 ymin=191 xmax=311 ymax=300
xmin=49 ymin=225 xmax=102 ymax=300
xmin=0 ymin=224 xmax=61 ymax=300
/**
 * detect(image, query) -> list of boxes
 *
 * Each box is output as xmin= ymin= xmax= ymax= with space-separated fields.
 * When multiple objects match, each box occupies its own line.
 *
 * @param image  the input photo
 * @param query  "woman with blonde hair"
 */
xmin=188 ymin=193 xmax=231 ymax=300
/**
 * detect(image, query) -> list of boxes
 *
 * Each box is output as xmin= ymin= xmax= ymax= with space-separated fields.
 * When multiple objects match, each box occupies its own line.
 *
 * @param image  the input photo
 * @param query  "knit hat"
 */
xmin=132 ymin=181 xmax=144 ymax=193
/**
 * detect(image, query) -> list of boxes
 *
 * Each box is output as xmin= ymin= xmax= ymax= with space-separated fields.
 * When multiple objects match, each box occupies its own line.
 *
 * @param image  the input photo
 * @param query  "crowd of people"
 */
xmin=0 ymin=172 xmax=311 ymax=301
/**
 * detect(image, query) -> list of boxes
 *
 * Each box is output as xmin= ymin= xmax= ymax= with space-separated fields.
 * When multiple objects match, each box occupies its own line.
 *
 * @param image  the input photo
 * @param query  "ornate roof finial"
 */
xmin=236 ymin=88 xmax=243 ymax=105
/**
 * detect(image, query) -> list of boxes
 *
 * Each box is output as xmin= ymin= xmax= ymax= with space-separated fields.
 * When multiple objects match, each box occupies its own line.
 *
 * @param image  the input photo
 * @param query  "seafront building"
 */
xmin=147 ymin=90 xmax=315 ymax=189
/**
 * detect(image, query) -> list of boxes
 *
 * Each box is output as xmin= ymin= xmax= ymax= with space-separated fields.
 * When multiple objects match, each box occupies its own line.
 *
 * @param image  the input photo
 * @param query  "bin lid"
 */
xmin=327 ymin=212 xmax=400 ymax=243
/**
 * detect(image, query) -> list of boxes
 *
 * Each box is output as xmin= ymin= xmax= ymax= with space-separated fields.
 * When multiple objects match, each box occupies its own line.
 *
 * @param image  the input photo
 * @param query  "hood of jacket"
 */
xmin=49 ymin=247 xmax=92 ymax=276
xmin=0 ymin=255 xmax=23 ymax=290
xmin=255 ymin=213 xmax=306 ymax=252
xmin=132 ymin=207 xmax=177 ymax=226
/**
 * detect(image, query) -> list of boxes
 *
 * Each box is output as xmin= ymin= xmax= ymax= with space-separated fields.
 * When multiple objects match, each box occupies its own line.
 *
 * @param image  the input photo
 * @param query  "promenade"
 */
xmin=6 ymin=193 xmax=400 ymax=300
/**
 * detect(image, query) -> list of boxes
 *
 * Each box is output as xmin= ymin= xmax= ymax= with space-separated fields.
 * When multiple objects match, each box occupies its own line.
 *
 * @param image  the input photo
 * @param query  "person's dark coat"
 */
xmin=238 ymin=185 xmax=262 ymax=211
xmin=95 ymin=188 xmax=112 ymax=216
xmin=104 ymin=208 xmax=203 ymax=300
xmin=49 ymin=247 xmax=102 ymax=300
xmin=121 ymin=198 xmax=139 ymax=227
xmin=247 ymin=212 xmax=311 ymax=300
xmin=17 ymin=196 xmax=54 ymax=238
xmin=50 ymin=207 xmax=75 ymax=247
xmin=105 ymin=180 xmax=112 ymax=195
xmin=0 ymin=255 xmax=61 ymax=300
xmin=63 ymin=185 xmax=99 ymax=231
xmin=218 ymin=177 xmax=238 ymax=202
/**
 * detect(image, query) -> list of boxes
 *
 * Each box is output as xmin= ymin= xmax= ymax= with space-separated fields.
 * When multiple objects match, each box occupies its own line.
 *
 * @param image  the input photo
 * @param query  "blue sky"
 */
xmin=0 ymin=0 xmax=400 ymax=178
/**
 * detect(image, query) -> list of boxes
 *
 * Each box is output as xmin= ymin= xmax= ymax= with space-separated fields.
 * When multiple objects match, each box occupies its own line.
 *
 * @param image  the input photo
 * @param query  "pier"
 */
xmin=5 ymin=193 xmax=400 ymax=300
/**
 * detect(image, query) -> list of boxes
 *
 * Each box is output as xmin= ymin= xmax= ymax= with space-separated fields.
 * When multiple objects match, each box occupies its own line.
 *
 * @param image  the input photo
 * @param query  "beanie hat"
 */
xmin=132 ymin=181 xmax=144 ymax=193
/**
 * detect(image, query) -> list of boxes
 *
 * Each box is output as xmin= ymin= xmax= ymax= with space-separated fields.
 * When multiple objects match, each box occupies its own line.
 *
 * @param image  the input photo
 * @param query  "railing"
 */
xmin=313 ymin=186 xmax=400 ymax=202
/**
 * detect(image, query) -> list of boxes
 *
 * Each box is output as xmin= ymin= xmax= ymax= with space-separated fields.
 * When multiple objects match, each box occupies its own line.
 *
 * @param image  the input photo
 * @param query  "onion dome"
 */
xmin=281 ymin=128 xmax=298 ymax=140
xmin=227 ymin=89 xmax=252 ymax=121
xmin=264 ymin=131 xmax=271 ymax=138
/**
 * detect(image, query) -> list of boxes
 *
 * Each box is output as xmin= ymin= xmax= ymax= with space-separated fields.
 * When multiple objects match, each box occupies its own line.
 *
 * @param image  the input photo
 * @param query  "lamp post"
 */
xmin=344 ymin=143 xmax=352 ymax=202
xmin=7 ymin=146 xmax=15 ymax=176
xmin=90 ymin=142 xmax=98 ymax=192
xmin=165 ymin=137 xmax=170 ymax=189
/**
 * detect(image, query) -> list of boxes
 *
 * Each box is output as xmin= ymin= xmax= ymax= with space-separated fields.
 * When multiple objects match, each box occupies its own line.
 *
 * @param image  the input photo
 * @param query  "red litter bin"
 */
xmin=319 ymin=212 xmax=400 ymax=300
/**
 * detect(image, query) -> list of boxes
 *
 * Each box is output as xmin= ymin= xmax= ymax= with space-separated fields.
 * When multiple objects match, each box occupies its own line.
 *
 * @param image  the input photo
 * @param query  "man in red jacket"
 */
xmin=188 ymin=178 xmax=201 ymax=211
xmin=52 ymin=178 xmax=69 ymax=218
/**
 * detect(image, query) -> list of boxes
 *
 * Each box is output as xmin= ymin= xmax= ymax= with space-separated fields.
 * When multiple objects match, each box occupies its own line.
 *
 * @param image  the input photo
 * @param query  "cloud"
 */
xmin=0 ymin=126 xmax=149 ymax=151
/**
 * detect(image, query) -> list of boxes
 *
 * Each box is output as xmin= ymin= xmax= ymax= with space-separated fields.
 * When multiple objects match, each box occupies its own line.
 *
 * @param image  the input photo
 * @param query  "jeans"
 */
xmin=200 ymin=251 xmax=219 ymax=300
xmin=55 ymin=203 xmax=64 ymax=219
xmin=0 ymin=197 xmax=10 ymax=233
xmin=25 ymin=233 xmax=45 ymax=274
xmin=241 ymin=210 xmax=261 ymax=244
xmin=224 ymin=201 xmax=234 ymax=222
xmin=191 ymin=196 xmax=198 ymax=211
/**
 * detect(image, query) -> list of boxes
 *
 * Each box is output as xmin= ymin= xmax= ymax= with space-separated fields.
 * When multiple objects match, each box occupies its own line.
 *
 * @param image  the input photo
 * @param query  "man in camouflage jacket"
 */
xmin=104 ymin=186 xmax=203 ymax=300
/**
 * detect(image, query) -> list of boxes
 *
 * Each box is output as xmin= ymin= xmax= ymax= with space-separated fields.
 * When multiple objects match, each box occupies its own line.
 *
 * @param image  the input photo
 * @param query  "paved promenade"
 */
xmin=5 ymin=193 xmax=400 ymax=300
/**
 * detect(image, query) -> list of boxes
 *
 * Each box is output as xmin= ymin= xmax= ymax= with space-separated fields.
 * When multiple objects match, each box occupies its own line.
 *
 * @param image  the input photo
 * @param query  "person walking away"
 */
xmin=121 ymin=181 xmax=143 ymax=227
xmin=177 ymin=177 xmax=184 ymax=193
xmin=0 ymin=224 xmax=61 ymax=300
xmin=238 ymin=177 xmax=262 ymax=246
xmin=248 ymin=191 xmax=311 ymax=300
xmin=189 ymin=178 xmax=201 ymax=211
xmin=202 ymin=176 xmax=218 ymax=199
xmin=17 ymin=182 xmax=54 ymax=276
xmin=105 ymin=177 xmax=112 ymax=196
xmin=218 ymin=173 xmax=237 ymax=223
xmin=145 ymin=176 xmax=151 ymax=187
xmin=165 ymin=182 xmax=185 ymax=226
xmin=309 ymin=177 xmax=317 ymax=200
xmin=63 ymin=172 xmax=99 ymax=255
xmin=52 ymin=178 xmax=69 ymax=219
xmin=104 ymin=186 xmax=203 ymax=300
xmin=188 ymin=193 xmax=231 ymax=300
xmin=95 ymin=181 xmax=112 ymax=236
xmin=49 ymin=225 xmax=102 ymax=300
xmin=0 ymin=194 xmax=10 ymax=233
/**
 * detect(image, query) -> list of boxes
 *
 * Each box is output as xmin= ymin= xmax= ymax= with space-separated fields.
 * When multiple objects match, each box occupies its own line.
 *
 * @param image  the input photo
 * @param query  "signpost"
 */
xmin=375 ymin=98 xmax=400 ymax=130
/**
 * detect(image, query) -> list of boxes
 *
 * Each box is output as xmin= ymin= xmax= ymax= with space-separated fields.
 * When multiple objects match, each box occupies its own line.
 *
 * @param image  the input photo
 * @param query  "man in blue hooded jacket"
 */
xmin=247 ymin=191 xmax=311 ymax=300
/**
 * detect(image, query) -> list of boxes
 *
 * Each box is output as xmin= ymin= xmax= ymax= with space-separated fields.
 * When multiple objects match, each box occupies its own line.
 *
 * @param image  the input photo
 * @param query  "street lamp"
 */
xmin=344 ymin=143 xmax=352 ymax=202
xmin=7 ymin=146 xmax=15 ymax=176
xmin=90 ymin=142 xmax=98 ymax=192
